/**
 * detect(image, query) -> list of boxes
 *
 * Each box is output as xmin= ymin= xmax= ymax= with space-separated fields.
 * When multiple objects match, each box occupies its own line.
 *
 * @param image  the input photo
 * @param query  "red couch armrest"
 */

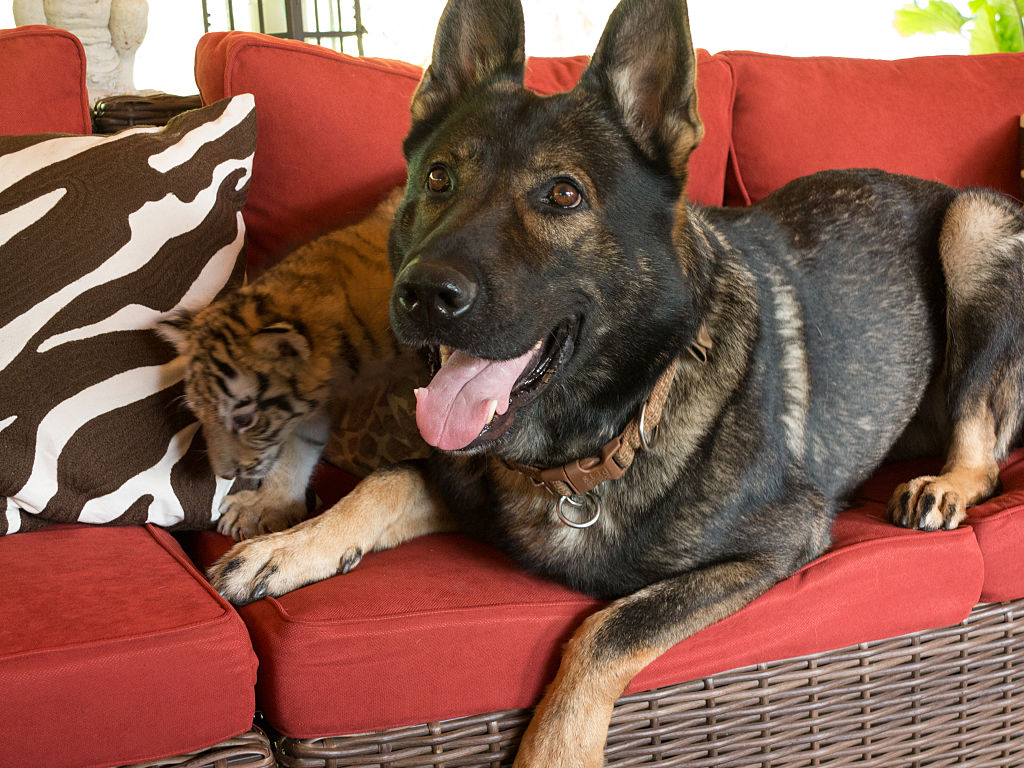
xmin=0 ymin=25 xmax=91 ymax=135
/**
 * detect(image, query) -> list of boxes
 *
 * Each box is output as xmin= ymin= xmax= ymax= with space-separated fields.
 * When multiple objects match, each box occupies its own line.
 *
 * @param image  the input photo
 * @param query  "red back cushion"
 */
xmin=194 ymin=33 xmax=734 ymax=273
xmin=724 ymin=50 xmax=1024 ymax=205
xmin=0 ymin=26 xmax=91 ymax=135
xmin=196 ymin=32 xmax=421 ymax=275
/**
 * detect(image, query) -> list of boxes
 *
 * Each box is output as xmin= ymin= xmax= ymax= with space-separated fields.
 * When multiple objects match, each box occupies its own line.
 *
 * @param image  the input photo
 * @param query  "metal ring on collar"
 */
xmin=557 ymin=494 xmax=601 ymax=529
xmin=638 ymin=401 xmax=658 ymax=452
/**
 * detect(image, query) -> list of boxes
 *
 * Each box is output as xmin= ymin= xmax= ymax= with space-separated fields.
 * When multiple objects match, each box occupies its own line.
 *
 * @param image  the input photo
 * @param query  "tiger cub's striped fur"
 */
xmin=157 ymin=190 xmax=427 ymax=540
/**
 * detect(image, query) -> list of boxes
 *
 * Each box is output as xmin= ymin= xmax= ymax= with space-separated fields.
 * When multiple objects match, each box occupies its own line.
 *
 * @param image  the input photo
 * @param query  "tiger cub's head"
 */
xmin=157 ymin=300 xmax=329 ymax=481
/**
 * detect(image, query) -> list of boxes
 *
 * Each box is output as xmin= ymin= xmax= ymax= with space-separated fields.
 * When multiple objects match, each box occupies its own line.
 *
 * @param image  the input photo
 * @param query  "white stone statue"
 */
xmin=13 ymin=0 xmax=149 ymax=100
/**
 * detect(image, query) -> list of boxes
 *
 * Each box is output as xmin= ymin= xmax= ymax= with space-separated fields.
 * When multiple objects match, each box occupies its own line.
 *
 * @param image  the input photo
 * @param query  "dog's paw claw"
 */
xmin=218 ymin=557 xmax=242 ymax=578
xmin=340 ymin=547 xmax=363 ymax=574
xmin=888 ymin=476 xmax=966 ymax=531
xmin=207 ymin=527 xmax=343 ymax=604
xmin=252 ymin=563 xmax=277 ymax=599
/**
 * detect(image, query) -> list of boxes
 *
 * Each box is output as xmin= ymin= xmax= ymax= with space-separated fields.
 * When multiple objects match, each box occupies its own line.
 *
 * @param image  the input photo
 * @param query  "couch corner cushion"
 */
xmin=969 ymin=450 xmax=1024 ymax=601
xmin=0 ymin=25 xmax=91 ymax=136
xmin=0 ymin=524 xmax=257 ymax=768
xmin=187 ymin=496 xmax=981 ymax=739
xmin=193 ymin=31 xmax=231 ymax=104
xmin=724 ymin=51 xmax=1024 ymax=204
xmin=193 ymin=33 xmax=735 ymax=274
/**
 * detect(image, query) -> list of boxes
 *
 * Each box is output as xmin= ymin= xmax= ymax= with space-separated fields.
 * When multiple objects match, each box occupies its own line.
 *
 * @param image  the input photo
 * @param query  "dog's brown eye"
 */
xmin=427 ymin=166 xmax=451 ymax=193
xmin=550 ymin=181 xmax=582 ymax=209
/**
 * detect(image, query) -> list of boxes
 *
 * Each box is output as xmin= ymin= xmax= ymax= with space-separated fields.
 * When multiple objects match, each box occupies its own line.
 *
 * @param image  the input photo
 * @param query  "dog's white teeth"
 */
xmin=533 ymin=340 xmax=543 ymax=350
xmin=485 ymin=399 xmax=498 ymax=427
xmin=440 ymin=345 xmax=453 ymax=366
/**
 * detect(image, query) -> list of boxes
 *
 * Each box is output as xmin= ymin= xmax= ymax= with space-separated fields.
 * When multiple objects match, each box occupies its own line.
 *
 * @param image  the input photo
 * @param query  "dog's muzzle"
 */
xmin=393 ymin=259 xmax=479 ymax=334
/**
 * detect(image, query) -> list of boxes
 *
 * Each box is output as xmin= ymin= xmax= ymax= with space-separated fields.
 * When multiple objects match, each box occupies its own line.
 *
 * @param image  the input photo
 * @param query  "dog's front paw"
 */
xmin=216 ymin=489 xmax=307 ymax=540
xmin=208 ymin=527 xmax=364 ymax=604
xmin=888 ymin=475 xmax=967 ymax=531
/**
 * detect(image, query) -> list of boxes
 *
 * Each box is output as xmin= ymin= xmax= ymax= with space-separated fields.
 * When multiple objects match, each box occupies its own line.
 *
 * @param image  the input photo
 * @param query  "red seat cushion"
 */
xmin=184 ymin=464 xmax=982 ymax=739
xmin=193 ymin=32 xmax=734 ymax=274
xmin=0 ymin=26 xmax=91 ymax=135
xmin=858 ymin=447 xmax=1024 ymax=603
xmin=0 ymin=525 xmax=257 ymax=768
xmin=723 ymin=51 xmax=1024 ymax=205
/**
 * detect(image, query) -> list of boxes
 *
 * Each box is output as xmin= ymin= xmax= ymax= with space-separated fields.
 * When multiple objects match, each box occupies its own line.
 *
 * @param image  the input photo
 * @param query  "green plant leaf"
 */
xmin=894 ymin=1 xmax=971 ymax=36
xmin=968 ymin=0 xmax=1000 ymax=51
xmin=967 ymin=0 xmax=1023 ymax=51
xmin=991 ymin=0 xmax=1024 ymax=50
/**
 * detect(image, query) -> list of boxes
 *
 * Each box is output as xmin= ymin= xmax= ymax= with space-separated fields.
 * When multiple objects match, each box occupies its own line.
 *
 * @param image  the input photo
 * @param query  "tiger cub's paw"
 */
xmin=217 ymin=490 xmax=307 ymax=541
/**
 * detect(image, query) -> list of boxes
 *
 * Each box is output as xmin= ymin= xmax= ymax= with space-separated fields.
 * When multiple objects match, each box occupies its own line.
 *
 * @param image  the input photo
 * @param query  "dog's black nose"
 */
xmin=395 ymin=261 xmax=478 ymax=326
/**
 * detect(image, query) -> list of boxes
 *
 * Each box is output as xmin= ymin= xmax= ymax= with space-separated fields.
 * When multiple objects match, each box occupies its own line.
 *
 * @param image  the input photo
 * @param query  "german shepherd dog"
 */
xmin=209 ymin=0 xmax=1024 ymax=763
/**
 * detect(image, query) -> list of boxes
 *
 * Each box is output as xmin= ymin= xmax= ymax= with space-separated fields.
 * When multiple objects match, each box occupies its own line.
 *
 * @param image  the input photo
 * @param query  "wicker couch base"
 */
xmin=278 ymin=600 xmax=1024 ymax=768
xmin=123 ymin=728 xmax=274 ymax=768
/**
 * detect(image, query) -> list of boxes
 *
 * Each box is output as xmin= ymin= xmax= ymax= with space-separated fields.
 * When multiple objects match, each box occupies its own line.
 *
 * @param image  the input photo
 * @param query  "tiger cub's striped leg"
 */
xmin=208 ymin=461 xmax=454 ymax=604
xmin=217 ymin=412 xmax=329 ymax=540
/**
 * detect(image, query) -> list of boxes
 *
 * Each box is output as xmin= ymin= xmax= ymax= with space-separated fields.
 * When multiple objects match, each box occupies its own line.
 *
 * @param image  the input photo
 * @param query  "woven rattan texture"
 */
xmin=122 ymin=728 xmax=274 ymax=768
xmin=279 ymin=600 xmax=1024 ymax=768
xmin=92 ymin=93 xmax=203 ymax=134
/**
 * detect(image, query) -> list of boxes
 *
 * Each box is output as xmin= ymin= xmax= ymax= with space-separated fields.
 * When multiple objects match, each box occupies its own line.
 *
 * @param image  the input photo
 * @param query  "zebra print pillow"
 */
xmin=0 ymin=95 xmax=256 ymax=535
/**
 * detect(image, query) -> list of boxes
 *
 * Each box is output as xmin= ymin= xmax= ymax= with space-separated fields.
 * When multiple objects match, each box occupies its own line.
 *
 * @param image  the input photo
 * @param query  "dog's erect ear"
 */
xmin=410 ymin=0 xmax=526 ymax=124
xmin=582 ymin=0 xmax=703 ymax=182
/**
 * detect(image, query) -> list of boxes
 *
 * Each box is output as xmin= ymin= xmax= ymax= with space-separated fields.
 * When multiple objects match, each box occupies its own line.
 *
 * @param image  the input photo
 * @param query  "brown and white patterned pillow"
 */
xmin=0 ymin=95 xmax=256 ymax=535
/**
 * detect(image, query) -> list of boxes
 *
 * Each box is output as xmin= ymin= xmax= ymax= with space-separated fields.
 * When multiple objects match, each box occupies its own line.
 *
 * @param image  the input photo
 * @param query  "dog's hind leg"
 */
xmin=890 ymin=190 xmax=1024 ymax=531
xmin=207 ymin=461 xmax=455 ymax=603
xmin=513 ymin=553 xmax=798 ymax=768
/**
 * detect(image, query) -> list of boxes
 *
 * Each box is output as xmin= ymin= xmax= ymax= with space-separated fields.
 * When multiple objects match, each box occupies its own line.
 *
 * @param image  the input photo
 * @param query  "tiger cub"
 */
xmin=157 ymin=190 xmax=428 ymax=540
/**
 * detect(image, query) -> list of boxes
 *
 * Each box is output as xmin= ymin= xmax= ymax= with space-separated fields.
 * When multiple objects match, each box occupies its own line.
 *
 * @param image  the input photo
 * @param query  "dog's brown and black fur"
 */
xmin=208 ymin=0 xmax=1024 ymax=763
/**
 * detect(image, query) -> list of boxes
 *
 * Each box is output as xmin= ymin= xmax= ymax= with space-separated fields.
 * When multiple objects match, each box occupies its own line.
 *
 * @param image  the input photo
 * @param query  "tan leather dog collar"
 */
xmin=503 ymin=323 xmax=711 ymax=500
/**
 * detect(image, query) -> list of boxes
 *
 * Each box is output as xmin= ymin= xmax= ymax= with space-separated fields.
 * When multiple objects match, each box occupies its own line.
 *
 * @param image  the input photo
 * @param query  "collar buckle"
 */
xmin=501 ymin=322 xmax=711 ymax=527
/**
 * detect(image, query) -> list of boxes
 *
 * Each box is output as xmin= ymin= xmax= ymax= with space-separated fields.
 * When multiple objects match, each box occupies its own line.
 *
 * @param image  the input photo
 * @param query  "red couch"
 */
xmin=2 ymin=25 xmax=1024 ymax=768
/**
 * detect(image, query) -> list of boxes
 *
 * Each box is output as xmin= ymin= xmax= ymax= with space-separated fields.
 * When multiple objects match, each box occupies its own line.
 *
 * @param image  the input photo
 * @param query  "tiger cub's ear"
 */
xmin=155 ymin=311 xmax=197 ymax=354
xmin=251 ymin=322 xmax=311 ymax=362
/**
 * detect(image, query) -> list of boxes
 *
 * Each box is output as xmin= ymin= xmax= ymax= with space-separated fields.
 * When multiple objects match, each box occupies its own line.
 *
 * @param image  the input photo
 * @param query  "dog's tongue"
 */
xmin=416 ymin=347 xmax=537 ymax=451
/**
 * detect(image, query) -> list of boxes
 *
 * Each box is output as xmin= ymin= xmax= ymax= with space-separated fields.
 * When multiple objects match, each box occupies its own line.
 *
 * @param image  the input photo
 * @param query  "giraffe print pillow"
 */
xmin=0 ymin=95 xmax=256 ymax=535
